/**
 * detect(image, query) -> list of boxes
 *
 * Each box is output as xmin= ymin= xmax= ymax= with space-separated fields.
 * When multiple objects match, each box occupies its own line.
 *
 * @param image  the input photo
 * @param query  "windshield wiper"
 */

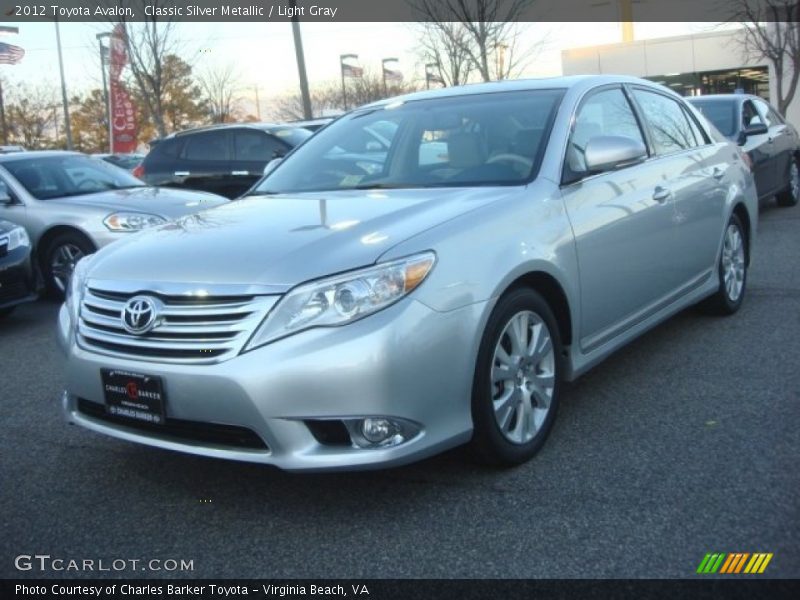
xmin=351 ymin=183 xmax=413 ymax=190
xmin=245 ymin=190 xmax=282 ymax=196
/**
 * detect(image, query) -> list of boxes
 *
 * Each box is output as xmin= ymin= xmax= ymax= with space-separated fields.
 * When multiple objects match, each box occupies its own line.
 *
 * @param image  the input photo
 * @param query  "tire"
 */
xmin=776 ymin=158 xmax=800 ymax=207
xmin=0 ymin=306 xmax=15 ymax=319
xmin=42 ymin=232 xmax=95 ymax=300
xmin=699 ymin=214 xmax=748 ymax=316
xmin=470 ymin=288 xmax=563 ymax=466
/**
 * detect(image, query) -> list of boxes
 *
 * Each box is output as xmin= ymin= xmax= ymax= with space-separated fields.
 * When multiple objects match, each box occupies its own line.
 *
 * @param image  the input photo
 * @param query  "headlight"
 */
xmin=5 ymin=226 xmax=29 ymax=250
xmin=244 ymin=251 xmax=436 ymax=351
xmin=65 ymin=254 xmax=94 ymax=329
xmin=103 ymin=212 xmax=166 ymax=231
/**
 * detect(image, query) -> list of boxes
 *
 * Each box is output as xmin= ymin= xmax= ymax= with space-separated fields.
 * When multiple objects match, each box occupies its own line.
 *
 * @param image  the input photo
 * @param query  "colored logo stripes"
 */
xmin=697 ymin=552 xmax=773 ymax=574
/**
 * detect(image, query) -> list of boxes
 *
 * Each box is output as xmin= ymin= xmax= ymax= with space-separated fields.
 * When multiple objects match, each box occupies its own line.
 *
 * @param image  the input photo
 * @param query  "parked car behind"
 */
xmin=94 ymin=153 xmax=145 ymax=172
xmin=58 ymin=75 xmax=757 ymax=471
xmin=135 ymin=123 xmax=313 ymax=199
xmin=0 ymin=151 xmax=228 ymax=298
xmin=0 ymin=145 xmax=26 ymax=154
xmin=688 ymin=94 xmax=799 ymax=206
xmin=0 ymin=216 xmax=36 ymax=318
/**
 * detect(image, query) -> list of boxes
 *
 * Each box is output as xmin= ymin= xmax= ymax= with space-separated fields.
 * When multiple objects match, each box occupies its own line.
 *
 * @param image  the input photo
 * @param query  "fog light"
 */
xmin=361 ymin=418 xmax=393 ymax=443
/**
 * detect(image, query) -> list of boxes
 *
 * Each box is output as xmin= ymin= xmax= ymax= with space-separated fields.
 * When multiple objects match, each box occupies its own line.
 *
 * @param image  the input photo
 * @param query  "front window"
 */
xmin=253 ymin=90 xmax=564 ymax=194
xmin=690 ymin=100 xmax=736 ymax=138
xmin=3 ymin=155 xmax=145 ymax=200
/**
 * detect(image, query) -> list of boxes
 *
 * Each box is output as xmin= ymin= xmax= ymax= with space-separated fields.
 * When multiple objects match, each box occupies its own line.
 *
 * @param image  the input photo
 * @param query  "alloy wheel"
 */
xmin=490 ymin=310 xmax=556 ymax=445
xmin=50 ymin=243 xmax=85 ymax=294
xmin=721 ymin=223 xmax=745 ymax=302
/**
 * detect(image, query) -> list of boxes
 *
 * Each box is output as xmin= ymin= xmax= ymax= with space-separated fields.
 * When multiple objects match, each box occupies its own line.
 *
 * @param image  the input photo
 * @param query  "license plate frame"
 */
xmin=101 ymin=369 xmax=166 ymax=425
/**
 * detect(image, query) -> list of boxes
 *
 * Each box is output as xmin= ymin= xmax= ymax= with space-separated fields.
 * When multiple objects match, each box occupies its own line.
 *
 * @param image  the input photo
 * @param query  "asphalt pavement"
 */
xmin=1 ymin=201 xmax=798 ymax=579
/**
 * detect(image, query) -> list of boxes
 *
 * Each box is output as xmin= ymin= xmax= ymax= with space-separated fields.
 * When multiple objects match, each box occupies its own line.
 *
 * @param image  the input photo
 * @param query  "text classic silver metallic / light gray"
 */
xmin=57 ymin=76 xmax=759 ymax=471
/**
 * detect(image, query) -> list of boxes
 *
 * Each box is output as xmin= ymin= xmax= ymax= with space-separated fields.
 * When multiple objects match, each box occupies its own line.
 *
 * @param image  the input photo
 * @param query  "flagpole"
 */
xmin=290 ymin=0 xmax=312 ymax=120
xmin=0 ymin=79 xmax=7 ymax=145
xmin=340 ymin=54 xmax=357 ymax=111
xmin=96 ymin=32 xmax=111 ymax=153
xmin=54 ymin=20 xmax=73 ymax=150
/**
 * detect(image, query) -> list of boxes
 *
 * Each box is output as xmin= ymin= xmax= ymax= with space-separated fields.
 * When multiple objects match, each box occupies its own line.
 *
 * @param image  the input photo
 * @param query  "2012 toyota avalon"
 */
xmin=57 ymin=76 xmax=757 ymax=471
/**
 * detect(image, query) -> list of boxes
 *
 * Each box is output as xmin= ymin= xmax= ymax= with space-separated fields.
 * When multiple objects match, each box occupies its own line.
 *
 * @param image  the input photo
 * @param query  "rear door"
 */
xmin=231 ymin=129 xmax=289 ymax=197
xmin=629 ymin=87 xmax=725 ymax=289
xmin=560 ymin=85 xmax=679 ymax=351
xmin=175 ymin=130 xmax=233 ymax=197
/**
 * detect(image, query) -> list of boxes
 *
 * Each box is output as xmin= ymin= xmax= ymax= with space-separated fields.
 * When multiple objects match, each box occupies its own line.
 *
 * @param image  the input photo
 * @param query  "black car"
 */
xmin=0 ymin=213 xmax=37 ymax=318
xmin=135 ymin=123 xmax=312 ymax=199
xmin=689 ymin=94 xmax=800 ymax=206
xmin=94 ymin=153 xmax=145 ymax=172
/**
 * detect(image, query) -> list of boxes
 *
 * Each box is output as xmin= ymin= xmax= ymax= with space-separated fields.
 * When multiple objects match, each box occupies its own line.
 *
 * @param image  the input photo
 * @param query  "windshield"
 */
xmin=3 ymin=154 xmax=145 ymax=200
xmin=689 ymin=100 xmax=736 ymax=138
xmin=253 ymin=89 xmax=564 ymax=194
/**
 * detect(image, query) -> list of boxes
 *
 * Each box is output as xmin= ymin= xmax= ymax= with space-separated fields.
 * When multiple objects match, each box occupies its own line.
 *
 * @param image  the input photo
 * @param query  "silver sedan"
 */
xmin=58 ymin=75 xmax=757 ymax=471
xmin=0 ymin=152 xmax=228 ymax=297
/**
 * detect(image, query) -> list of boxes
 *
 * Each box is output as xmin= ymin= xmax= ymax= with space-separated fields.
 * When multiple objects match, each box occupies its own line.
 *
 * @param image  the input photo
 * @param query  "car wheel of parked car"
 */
xmin=700 ymin=214 xmax=748 ymax=315
xmin=43 ymin=233 xmax=95 ymax=299
xmin=776 ymin=159 xmax=800 ymax=207
xmin=0 ymin=307 xmax=15 ymax=318
xmin=471 ymin=288 xmax=563 ymax=466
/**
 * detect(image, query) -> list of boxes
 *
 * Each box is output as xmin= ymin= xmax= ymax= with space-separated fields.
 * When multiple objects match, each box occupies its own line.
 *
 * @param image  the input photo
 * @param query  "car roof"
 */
xmin=359 ymin=75 xmax=672 ymax=109
xmin=687 ymin=94 xmax=759 ymax=103
xmin=163 ymin=122 xmax=310 ymax=140
xmin=0 ymin=150 xmax=83 ymax=163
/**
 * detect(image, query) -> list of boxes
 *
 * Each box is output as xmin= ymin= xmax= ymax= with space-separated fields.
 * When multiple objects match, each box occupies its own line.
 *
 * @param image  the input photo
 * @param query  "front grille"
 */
xmin=77 ymin=285 xmax=279 ymax=364
xmin=77 ymin=398 xmax=269 ymax=450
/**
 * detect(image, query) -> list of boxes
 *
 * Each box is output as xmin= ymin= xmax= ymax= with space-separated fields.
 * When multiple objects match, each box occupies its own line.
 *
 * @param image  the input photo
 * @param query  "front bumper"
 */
xmin=0 ymin=245 xmax=37 ymax=310
xmin=58 ymin=297 xmax=484 ymax=471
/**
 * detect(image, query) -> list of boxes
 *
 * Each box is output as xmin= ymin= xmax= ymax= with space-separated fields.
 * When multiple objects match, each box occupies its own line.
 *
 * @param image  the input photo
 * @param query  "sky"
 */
xmin=0 ymin=21 xmax=736 ymax=118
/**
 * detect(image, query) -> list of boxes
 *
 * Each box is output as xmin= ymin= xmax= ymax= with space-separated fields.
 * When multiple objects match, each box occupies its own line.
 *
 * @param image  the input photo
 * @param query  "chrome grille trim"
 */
xmin=77 ymin=285 xmax=279 ymax=364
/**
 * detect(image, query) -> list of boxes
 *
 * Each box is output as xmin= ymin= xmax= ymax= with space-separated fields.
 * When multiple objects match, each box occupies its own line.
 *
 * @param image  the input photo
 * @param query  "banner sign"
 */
xmin=108 ymin=24 xmax=137 ymax=153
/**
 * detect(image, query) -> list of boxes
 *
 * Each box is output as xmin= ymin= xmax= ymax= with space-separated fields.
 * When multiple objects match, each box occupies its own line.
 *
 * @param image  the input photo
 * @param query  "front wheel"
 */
xmin=43 ymin=233 xmax=95 ymax=299
xmin=470 ymin=288 xmax=563 ymax=466
xmin=699 ymin=214 xmax=748 ymax=315
xmin=776 ymin=159 xmax=799 ymax=207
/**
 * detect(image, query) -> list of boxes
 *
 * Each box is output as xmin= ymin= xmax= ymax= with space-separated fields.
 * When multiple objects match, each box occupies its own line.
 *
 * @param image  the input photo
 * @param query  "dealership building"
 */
xmin=561 ymin=28 xmax=800 ymax=126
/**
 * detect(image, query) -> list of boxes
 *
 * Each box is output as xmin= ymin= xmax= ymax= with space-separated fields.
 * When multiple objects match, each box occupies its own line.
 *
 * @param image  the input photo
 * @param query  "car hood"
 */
xmin=52 ymin=186 xmax=228 ymax=216
xmin=88 ymin=187 xmax=516 ymax=288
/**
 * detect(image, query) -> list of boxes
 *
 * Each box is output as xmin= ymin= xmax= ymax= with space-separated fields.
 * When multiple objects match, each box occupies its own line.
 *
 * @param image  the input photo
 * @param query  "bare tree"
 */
xmin=409 ymin=0 xmax=537 ymax=82
xmin=198 ymin=63 xmax=241 ymax=123
xmin=4 ymin=82 xmax=57 ymax=148
xmin=273 ymin=70 xmax=422 ymax=121
xmin=111 ymin=1 xmax=183 ymax=137
xmin=731 ymin=0 xmax=800 ymax=114
xmin=416 ymin=21 xmax=474 ymax=86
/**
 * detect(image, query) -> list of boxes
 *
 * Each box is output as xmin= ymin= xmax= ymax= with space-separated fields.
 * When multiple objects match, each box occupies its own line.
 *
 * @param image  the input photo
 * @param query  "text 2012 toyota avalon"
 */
xmin=57 ymin=76 xmax=757 ymax=471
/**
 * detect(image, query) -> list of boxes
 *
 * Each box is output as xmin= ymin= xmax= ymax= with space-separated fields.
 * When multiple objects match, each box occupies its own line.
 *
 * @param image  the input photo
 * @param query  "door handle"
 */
xmin=652 ymin=186 xmax=671 ymax=203
xmin=712 ymin=167 xmax=725 ymax=180
xmin=174 ymin=171 xmax=190 ymax=177
xmin=231 ymin=171 xmax=249 ymax=176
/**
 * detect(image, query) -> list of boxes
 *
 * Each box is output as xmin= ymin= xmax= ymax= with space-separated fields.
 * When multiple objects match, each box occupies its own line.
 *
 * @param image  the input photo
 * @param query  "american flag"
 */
xmin=342 ymin=63 xmax=363 ymax=78
xmin=383 ymin=67 xmax=403 ymax=83
xmin=0 ymin=42 xmax=24 ymax=65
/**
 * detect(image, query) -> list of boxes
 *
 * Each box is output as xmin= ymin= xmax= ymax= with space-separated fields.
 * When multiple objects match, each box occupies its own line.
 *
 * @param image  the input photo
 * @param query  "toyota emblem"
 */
xmin=121 ymin=295 xmax=160 ymax=335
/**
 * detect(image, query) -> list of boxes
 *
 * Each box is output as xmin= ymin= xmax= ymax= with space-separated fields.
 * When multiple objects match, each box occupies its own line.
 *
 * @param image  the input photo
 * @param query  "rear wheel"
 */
xmin=776 ymin=158 xmax=799 ymax=207
xmin=699 ymin=214 xmax=747 ymax=315
xmin=470 ymin=288 xmax=563 ymax=466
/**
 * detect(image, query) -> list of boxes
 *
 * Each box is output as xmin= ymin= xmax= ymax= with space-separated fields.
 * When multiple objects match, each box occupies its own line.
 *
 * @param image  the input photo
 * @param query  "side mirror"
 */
xmin=743 ymin=122 xmax=768 ymax=137
xmin=263 ymin=157 xmax=283 ymax=176
xmin=584 ymin=135 xmax=647 ymax=174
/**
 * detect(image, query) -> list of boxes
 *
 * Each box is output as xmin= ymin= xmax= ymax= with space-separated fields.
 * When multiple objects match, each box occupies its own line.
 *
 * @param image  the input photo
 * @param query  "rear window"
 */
xmin=181 ymin=131 xmax=231 ymax=161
